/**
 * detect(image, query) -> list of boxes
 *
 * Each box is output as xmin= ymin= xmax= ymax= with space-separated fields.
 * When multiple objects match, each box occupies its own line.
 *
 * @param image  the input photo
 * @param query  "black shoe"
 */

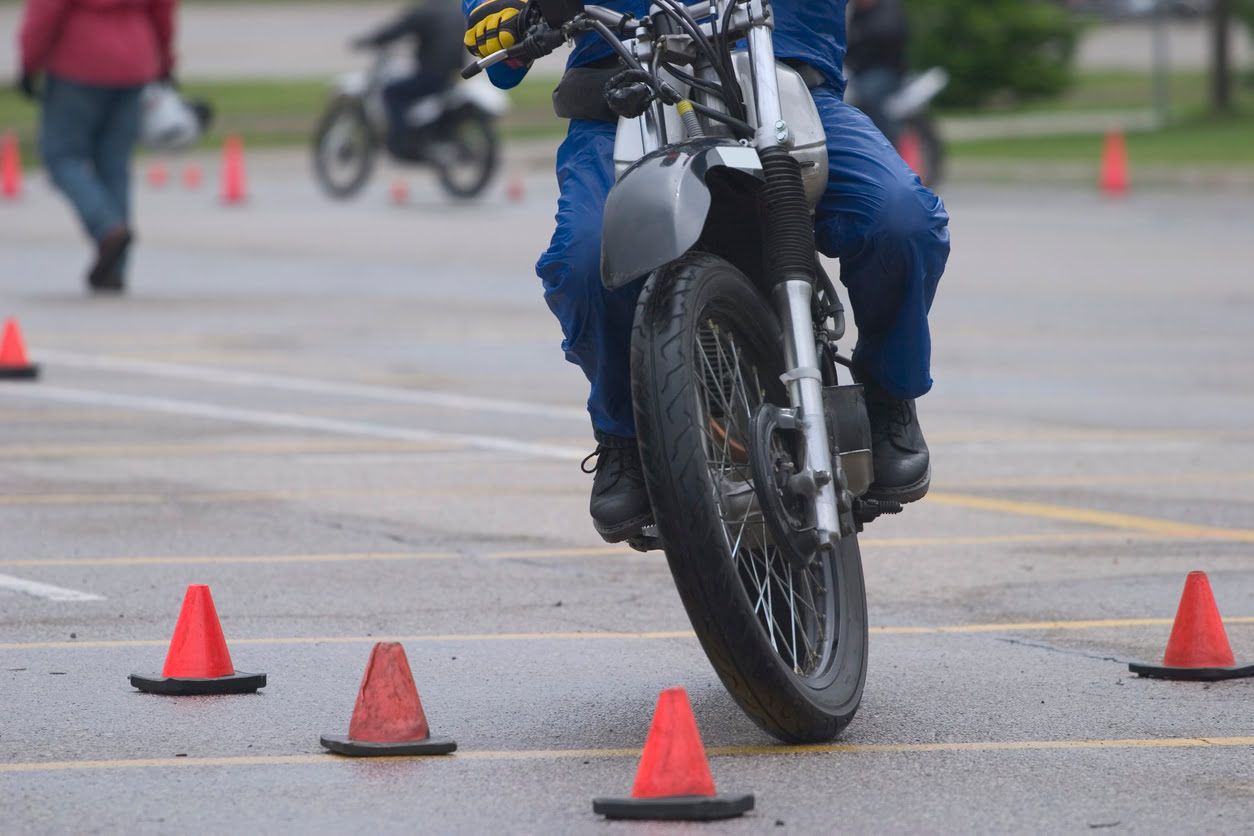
xmin=863 ymin=383 xmax=931 ymax=504
xmin=87 ymin=227 xmax=132 ymax=294
xmin=582 ymin=431 xmax=654 ymax=543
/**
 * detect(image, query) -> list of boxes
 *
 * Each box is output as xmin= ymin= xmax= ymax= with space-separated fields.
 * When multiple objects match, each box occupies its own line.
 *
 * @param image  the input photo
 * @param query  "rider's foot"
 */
xmin=863 ymin=382 xmax=931 ymax=504
xmin=583 ymin=431 xmax=654 ymax=543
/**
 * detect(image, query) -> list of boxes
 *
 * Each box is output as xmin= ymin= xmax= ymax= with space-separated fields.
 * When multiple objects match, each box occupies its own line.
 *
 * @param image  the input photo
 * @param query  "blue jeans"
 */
xmin=536 ymin=87 xmax=951 ymax=438
xmin=39 ymin=75 xmax=142 ymax=243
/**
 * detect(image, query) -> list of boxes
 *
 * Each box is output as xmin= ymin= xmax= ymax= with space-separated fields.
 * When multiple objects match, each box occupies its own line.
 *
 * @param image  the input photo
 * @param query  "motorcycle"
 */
xmin=466 ymin=0 xmax=905 ymax=743
xmin=313 ymin=45 xmax=509 ymax=200
xmin=845 ymin=67 xmax=948 ymax=187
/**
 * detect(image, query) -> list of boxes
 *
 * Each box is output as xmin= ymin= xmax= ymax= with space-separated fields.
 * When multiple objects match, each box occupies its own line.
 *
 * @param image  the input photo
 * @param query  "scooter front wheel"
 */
xmin=631 ymin=252 xmax=868 ymax=743
xmin=312 ymin=97 xmax=378 ymax=200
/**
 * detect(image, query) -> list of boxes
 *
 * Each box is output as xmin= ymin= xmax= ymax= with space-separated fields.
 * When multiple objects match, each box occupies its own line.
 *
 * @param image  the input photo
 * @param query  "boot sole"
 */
xmin=593 ymin=511 xmax=656 ymax=544
xmin=863 ymin=467 xmax=931 ymax=506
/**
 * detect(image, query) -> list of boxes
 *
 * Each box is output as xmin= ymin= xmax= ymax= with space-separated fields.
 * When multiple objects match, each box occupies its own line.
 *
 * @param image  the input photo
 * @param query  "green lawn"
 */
xmin=3 ymin=71 xmax=1252 ymax=166
xmin=949 ymin=110 xmax=1254 ymax=164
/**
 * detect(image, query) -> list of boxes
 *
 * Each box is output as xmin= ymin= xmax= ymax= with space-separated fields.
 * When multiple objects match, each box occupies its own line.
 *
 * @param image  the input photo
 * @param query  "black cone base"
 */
xmin=593 ymin=793 xmax=755 ymax=821
xmin=129 ymin=670 xmax=266 ymax=695
xmin=1128 ymin=661 xmax=1254 ymax=681
xmin=0 ymin=364 xmax=39 ymax=380
xmin=320 ymin=734 xmax=457 ymax=757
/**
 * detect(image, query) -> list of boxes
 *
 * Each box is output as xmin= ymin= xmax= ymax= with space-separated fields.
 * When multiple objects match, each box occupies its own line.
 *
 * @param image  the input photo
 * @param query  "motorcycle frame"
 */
xmin=597 ymin=0 xmax=846 ymax=547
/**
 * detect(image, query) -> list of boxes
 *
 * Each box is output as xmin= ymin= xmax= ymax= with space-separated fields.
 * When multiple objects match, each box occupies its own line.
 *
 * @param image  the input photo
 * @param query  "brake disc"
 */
xmin=748 ymin=403 xmax=821 ymax=571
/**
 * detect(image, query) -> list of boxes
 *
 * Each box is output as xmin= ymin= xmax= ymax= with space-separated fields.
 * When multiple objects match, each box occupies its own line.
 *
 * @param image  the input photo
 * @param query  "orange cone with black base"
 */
xmin=0 ymin=318 xmax=39 ymax=379
xmin=321 ymin=642 xmax=456 ymax=756
xmin=1 ymin=131 xmax=21 ymax=199
xmin=1129 ymin=571 xmax=1254 ymax=681
xmin=129 ymin=584 xmax=266 ymax=694
xmin=593 ymin=687 xmax=754 ymax=821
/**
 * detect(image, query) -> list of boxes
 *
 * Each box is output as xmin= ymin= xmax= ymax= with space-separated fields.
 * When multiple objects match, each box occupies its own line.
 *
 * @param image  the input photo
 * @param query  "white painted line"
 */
xmin=0 ymin=573 xmax=104 ymax=602
xmin=38 ymin=350 xmax=588 ymax=422
xmin=0 ymin=385 xmax=585 ymax=462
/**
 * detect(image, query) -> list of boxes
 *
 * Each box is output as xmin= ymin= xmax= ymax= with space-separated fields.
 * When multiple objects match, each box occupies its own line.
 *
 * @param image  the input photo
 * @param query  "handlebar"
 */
xmin=461 ymin=24 xmax=567 ymax=79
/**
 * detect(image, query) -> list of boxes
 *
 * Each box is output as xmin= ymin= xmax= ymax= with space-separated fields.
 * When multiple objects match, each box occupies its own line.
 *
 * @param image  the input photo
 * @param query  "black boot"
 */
xmin=582 ymin=431 xmax=653 ymax=543
xmin=87 ymin=227 xmax=132 ymax=294
xmin=863 ymin=382 xmax=931 ymax=504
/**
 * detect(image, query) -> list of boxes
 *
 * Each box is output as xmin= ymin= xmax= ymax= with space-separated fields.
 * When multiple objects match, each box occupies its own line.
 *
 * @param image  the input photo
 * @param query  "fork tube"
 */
xmin=775 ymin=280 xmax=842 ymax=546
xmin=747 ymin=22 xmax=784 ymax=149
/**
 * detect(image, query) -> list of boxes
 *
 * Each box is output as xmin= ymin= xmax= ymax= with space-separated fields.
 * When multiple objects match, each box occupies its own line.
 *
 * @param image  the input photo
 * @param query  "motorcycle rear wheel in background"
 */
xmin=631 ymin=252 xmax=869 ymax=743
xmin=312 ymin=97 xmax=378 ymax=200
xmin=434 ymin=110 xmax=499 ymax=200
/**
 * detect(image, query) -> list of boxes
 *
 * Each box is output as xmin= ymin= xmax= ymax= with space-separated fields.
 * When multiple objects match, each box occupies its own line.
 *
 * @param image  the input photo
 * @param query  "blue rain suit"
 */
xmin=464 ymin=0 xmax=950 ymax=437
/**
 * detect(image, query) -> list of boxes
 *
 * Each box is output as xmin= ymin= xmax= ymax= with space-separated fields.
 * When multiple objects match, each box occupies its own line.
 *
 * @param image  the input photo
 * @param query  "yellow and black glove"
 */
xmin=464 ymin=0 xmax=532 ymax=59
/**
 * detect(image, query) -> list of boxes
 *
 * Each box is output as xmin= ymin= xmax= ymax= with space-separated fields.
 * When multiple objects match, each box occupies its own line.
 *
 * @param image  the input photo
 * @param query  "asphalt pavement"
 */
xmin=2 ymin=149 xmax=1254 ymax=834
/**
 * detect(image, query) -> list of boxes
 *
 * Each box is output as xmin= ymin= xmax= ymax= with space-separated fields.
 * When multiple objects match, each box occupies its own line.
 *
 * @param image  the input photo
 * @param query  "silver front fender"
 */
xmin=600 ymin=140 xmax=763 ymax=290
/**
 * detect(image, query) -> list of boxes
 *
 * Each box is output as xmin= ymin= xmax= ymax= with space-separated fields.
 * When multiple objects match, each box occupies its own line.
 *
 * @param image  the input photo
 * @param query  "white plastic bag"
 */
xmin=140 ymin=82 xmax=207 ymax=151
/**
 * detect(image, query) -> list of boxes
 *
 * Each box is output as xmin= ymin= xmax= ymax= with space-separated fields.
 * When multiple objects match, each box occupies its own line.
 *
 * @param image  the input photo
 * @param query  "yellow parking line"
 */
xmin=3 ymin=617 xmax=1251 ymax=651
xmin=3 ymin=736 xmax=1253 ymax=773
xmin=929 ymin=492 xmax=1254 ymax=542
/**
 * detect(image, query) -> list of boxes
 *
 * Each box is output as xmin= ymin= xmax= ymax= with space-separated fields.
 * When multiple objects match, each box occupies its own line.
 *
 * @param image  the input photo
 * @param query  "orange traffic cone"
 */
xmin=897 ymin=129 xmax=923 ymax=178
xmin=129 ymin=584 xmax=266 ymax=694
xmin=0 ymin=318 xmax=39 ymax=380
xmin=182 ymin=163 xmax=203 ymax=190
xmin=146 ymin=162 xmax=169 ymax=188
xmin=389 ymin=179 xmax=409 ymax=205
xmin=1099 ymin=130 xmax=1129 ymax=196
xmin=505 ymin=174 xmax=525 ymax=203
xmin=1129 ymin=571 xmax=1254 ymax=681
xmin=1 ymin=131 xmax=22 ymax=200
xmin=220 ymin=134 xmax=248 ymax=205
xmin=321 ymin=642 xmax=457 ymax=756
xmin=593 ymin=687 xmax=754 ymax=821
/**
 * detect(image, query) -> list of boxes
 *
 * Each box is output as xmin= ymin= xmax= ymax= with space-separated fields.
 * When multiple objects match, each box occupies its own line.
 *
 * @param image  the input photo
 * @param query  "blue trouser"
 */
xmin=39 ymin=75 xmax=142 ymax=244
xmin=536 ymin=85 xmax=951 ymax=438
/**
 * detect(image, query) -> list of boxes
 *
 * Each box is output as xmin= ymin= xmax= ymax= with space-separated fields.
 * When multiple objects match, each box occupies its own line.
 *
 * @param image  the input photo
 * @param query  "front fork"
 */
xmin=774 ymin=281 xmax=845 ymax=548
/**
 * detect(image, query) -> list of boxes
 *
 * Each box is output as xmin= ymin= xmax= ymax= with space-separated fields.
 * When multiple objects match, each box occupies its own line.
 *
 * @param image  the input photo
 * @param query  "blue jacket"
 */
xmin=462 ymin=0 xmax=846 ymax=93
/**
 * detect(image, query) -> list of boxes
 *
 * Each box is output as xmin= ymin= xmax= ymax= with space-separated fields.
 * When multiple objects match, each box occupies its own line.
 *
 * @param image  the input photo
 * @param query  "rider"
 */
xmin=356 ymin=0 xmax=467 ymax=155
xmin=846 ymin=0 xmax=910 ymax=144
xmin=463 ymin=0 xmax=950 ymax=543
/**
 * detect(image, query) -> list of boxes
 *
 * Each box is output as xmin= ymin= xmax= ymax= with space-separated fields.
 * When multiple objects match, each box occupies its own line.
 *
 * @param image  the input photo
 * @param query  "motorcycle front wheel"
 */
xmin=631 ymin=251 xmax=868 ymax=743
xmin=312 ymin=97 xmax=377 ymax=200
xmin=434 ymin=110 xmax=498 ymax=200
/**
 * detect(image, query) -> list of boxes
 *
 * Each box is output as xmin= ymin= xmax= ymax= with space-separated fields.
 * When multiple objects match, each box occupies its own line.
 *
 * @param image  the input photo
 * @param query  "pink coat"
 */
xmin=19 ymin=0 xmax=176 ymax=87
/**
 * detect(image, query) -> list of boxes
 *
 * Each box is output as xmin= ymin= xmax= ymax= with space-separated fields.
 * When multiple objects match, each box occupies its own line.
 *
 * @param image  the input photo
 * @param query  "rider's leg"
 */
xmin=811 ymin=85 xmax=950 ymax=503
xmin=535 ymin=119 xmax=650 ymax=540
xmin=381 ymin=74 xmax=445 ymax=156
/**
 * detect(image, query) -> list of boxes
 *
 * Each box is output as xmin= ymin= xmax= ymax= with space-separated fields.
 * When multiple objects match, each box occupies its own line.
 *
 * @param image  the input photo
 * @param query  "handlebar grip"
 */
xmin=461 ymin=63 xmax=484 ymax=80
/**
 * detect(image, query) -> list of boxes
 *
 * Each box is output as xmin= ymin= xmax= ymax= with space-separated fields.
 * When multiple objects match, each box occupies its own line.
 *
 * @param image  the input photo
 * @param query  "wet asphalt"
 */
xmin=2 ymin=150 xmax=1253 ymax=834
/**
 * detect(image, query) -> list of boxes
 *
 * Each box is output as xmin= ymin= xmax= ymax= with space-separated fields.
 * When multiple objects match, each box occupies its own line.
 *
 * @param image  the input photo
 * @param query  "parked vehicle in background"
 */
xmin=312 ymin=44 xmax=508 ymax=200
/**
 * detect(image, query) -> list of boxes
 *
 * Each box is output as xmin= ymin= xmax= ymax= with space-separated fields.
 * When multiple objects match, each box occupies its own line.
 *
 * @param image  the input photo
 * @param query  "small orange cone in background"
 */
xmin=505 ymin=174 xmax=525 ymax=203
xmin=0 ymin=317 xmax=39 ymax=380
xmin=388 ymin=178 xmax=409 ymax=205
xmin=182 ymin=163 xmax=203 ymax=190
xmin=1099 ymin=129 xmax=1129 ymax=196
xmin=321 ymin=642 xmax=457 ymax=756
xmin=220 ymin=134 xmax=248 ymax=204
xmin=1129 ymin=571 xmax=1254 ymax=681
xmin=897 ymin=129 xmax=923 ymax=178
xmin=593 ymin=687 xmax=754 ymax=821
xmin=146 ymin=161 xmax=169 ymax=188
xmin=1 ymin=131 xmax=22 ymax=200
xmin=129 ymin=584 xmax=266 ymax=694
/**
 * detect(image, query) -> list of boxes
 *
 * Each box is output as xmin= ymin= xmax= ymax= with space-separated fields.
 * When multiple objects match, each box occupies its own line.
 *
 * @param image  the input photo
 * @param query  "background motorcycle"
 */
xmin=845 ymin=66 xmax=948 ymax=187
xmin=313 ymin=45 xmax=509 ymax=200
xmin=468 ymin=0 xmax=907 ymax=743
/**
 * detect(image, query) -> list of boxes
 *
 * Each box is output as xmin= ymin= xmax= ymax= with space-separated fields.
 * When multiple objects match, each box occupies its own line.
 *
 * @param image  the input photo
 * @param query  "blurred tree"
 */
xmin=903 ymin=0 xmax=1082 ymax=108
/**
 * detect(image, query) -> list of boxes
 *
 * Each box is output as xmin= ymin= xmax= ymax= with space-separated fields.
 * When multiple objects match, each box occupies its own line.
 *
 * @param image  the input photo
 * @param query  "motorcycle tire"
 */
xmin=631 ymin=251 xmax=868 ymax=743
xmin=312 ymin=97 xmax=377 ymax=200
xmin=435 ymin=110 xmax=498 ymax=200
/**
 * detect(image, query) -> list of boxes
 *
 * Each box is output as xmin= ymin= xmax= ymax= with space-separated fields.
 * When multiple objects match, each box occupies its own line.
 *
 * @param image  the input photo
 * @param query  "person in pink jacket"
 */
xmin=18 ymin=0 xmax=176 ymax=293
